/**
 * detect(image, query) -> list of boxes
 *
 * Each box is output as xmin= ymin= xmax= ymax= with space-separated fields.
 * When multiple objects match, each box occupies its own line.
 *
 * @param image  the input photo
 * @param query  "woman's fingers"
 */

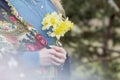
xmin=49 ymin=49 xmax=66 ymax=66
xmin=38 ymin=46 xmax=67 ymax=66
xmin=39 ymin=48 xmax=52 ymax=66
xmin=51 ymin=60 xmax=63 ymax=66
xmin=50 ymin=45 xmax=67 ymax=55
xmin=50 ymin=50 xmax=66 ymax=59
xmin=51 ymin=55 xmax=65 ymax=66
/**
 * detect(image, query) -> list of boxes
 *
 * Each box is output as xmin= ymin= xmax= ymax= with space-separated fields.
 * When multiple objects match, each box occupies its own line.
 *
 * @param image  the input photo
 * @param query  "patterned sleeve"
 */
xmin=0 ymin=4 xmax=48 ymax=52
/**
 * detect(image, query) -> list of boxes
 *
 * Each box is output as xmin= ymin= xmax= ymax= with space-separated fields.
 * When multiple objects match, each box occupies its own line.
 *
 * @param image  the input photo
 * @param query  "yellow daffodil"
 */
xmin=49 ymin=19 xmax=74 ymax=39
xmin=42 ymin=12 xmax=74 ymax=40
xmin=42 ymin=12 xmax=62 ymax=30
xmin=49 ymin=21 xmax=67 ymax=39
xmin=42 ymin=13 xmax=51 ymax=30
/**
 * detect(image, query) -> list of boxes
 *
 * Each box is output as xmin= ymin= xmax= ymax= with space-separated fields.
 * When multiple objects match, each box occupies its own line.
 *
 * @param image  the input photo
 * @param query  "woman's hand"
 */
xmin=38 ymin=46 xmax=67 ymax=66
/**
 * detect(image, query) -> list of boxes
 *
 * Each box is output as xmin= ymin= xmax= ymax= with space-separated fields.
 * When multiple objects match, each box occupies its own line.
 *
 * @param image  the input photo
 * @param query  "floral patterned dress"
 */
xmin=0 ymin=0 xmax=57 ymax=80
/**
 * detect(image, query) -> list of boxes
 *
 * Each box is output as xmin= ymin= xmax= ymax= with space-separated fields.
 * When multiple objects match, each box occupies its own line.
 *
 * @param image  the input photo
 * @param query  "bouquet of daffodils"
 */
xmin=41 ymin=12 xmax=74 ymax=78
xmin=42 ymin=12 xmax=74 ymax=44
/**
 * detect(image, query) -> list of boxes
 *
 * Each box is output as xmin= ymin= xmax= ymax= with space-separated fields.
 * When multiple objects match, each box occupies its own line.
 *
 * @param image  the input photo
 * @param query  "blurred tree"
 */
xmin=61 ymin=0 xmax=120 ymax=80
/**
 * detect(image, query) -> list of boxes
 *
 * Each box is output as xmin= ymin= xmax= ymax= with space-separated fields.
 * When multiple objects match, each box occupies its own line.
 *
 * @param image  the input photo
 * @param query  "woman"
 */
xmin=0 ymin=0 xmax=70 ymax=80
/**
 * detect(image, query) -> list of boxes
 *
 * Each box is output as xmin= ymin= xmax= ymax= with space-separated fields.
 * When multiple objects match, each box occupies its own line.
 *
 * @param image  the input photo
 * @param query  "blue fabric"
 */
xmin=20 ymin=51 xmax=40 ymax=68
xmin=8 ymin=0 xmax=56 ymax=68
xmin=9 ymin=0 xmax=56 ymax=45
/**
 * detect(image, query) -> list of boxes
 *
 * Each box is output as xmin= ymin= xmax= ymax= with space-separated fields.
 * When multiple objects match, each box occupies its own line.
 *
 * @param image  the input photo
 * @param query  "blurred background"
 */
xmin=61 ymin=0 xmax=120 ymax=80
